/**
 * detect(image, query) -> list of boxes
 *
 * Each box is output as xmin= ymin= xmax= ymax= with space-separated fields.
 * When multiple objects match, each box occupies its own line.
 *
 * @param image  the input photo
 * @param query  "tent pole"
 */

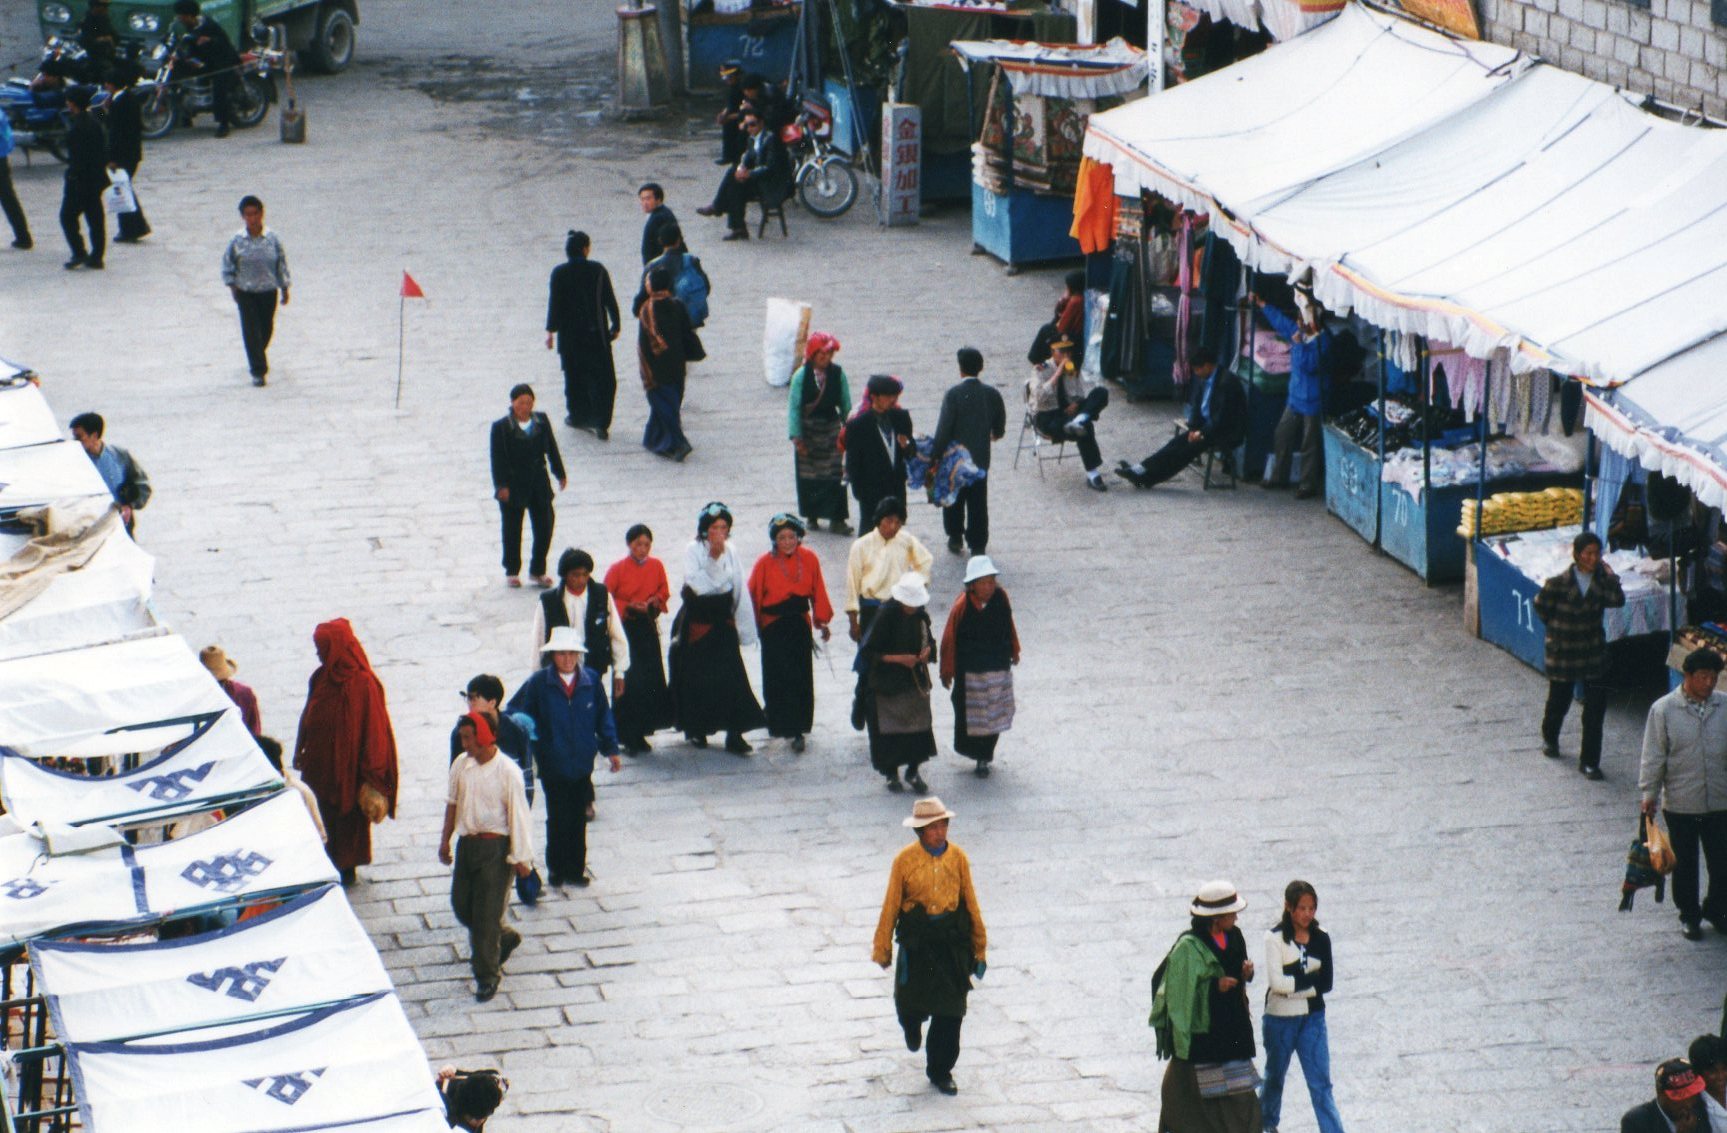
xmin=1375 ymin=328 xmax=1387 ymax=549
xmin=1582 ymin=427 xmax=1595 ymax=533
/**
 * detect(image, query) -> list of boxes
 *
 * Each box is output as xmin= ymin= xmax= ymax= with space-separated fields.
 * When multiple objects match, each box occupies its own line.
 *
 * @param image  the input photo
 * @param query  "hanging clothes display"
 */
xmin=1100 ymin=239 xmax=1145 ymax=381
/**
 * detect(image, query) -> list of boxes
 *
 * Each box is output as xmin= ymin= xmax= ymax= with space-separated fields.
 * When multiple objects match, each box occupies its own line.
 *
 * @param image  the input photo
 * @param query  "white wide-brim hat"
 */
xmin=890 ymin=572 xmax=929 ymax=608
xmin=1189 ymin=880 xmax=1247 ymax=917
xmin=903 ymin=796 xmax=955 ymax=828
xmin=540 ymin=626 xmax=586 ymax=654
xmin=962 ymin=555 xmax=999 ymax=585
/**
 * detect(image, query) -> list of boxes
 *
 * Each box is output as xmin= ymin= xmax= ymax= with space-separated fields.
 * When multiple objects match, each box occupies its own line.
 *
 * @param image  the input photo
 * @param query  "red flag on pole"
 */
xmin=400 ymin=271 xmax=424 ymax=299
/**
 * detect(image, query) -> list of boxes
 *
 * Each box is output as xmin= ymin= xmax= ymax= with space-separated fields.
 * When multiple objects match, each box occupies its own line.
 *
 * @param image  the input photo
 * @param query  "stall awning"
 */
xmin=951 ymin=38 xmax=1148 ymax=98
xmin=1584 ymin=336 xmax=1727 ymax=512
xmin=0 ymin=380 xmax=59 ymax=451
xmin=0 ymin=516 xmax=159 ymax=662
xmin=63 ymin=991 xmax=445 ymax=1133
xmin=0 ymin=440 xmax=113 ymax=516
xmin=32 ymin=884 xmax=390 ymax=1042
xmin=0 ymin=634 xmax=232 ymax=752
xmin=0 ymin=790 xmax=336 ymax=946
xmin=1081 ymin=2 xmax=1727 ymax=388
xmin=1 ymin=708 xmax=280 ymax=827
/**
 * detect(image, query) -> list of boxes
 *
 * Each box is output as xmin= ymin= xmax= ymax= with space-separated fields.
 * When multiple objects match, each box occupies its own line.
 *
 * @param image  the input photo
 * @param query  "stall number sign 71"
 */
xmin=1515 ymin=592 xmax=1538 ymax=632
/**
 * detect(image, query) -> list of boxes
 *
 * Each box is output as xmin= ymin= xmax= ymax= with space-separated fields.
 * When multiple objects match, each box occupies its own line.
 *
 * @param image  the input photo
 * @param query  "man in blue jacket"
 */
xmin=1252 ymin=287 xmax=1332 ymax=498
xmin=507 ymin=627 xmax=621 ymax=888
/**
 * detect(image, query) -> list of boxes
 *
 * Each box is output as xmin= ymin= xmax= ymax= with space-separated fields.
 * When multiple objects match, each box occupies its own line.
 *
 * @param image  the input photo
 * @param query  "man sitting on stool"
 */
xmin=696 ymin=110 xmax=791 ymax=242
xmin=1116 ymin=348 xmax=1246 ymax=489
xmin=1028 ymin=337 xmax=1110 ymax=492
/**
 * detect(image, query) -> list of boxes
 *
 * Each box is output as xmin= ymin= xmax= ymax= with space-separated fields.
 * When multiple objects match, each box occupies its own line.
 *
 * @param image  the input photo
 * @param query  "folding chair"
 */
xmin=1014 ymin=404 xmax=1071 ymax=480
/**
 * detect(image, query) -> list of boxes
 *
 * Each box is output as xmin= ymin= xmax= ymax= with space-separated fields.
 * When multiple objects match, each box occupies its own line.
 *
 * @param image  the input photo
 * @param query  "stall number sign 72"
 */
xmin=738 ymin=35 xmax=766 ymax=58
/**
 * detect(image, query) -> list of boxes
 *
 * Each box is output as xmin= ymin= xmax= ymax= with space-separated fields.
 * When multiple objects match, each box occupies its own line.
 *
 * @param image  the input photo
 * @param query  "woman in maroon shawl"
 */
xmin=294 ymin=618 xmax=399 ymax=885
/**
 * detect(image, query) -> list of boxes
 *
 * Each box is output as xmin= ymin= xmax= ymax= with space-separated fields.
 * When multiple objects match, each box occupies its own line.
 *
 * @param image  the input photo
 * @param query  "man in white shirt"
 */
xmin=1690 ymin=1035 xmax=1727 ymax=1133
xmin=440 ymin=712 xmax=535 ymax=1003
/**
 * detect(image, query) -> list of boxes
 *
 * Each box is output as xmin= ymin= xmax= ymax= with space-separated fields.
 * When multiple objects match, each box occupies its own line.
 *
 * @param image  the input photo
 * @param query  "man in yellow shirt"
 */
xmin=845 ymin=497 xmax=933 ymax=729
xmin=872 ymin=796 xmax=987 ymax=1096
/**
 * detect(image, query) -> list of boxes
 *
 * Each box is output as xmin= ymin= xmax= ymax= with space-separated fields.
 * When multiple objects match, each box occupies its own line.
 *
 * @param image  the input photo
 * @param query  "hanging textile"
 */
xmin=1174 ymin=213 xmax=1197 ymax=390
xmin=1100 ymin=239 xmax=1144 ymax=381
xmin=1069 ymin=158 xmax=1118 ymax=254
xmin=1593 ymin=444 xmax=1637 ymax=536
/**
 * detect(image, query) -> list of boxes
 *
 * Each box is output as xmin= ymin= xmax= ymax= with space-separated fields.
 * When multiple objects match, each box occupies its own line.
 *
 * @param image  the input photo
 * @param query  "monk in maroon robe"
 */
xmin=293 ymin=618 xmax=399 ymax=884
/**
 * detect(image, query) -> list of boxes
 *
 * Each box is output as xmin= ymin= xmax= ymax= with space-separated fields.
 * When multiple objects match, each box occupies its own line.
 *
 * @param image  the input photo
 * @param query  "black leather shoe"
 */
xmin=975 ymin=761 xmax=990 ymax=778
xmin=931 ymin=1076 xmax=958 ymax=1096
xmin=1541 ymin=740 xmax=1560 ymax=758
xmin=722 ymin=229 xmax=750 ymax=241
xmin=1581 ymin=765 xmax=1603 ymax=780
xmin=595 ymin=427 xmax=609 ymax=441
xmin=725 ymin=733 xmax=753 ymax=755
xmin=215 ymin=124 xmax=231 ymax=138
xmin=1116 ymin=466 xmax=1148 ymax=488
xmin=687 ymin=733 xmax=709 ymax=749
xmin=476 ymin=980 xmax=499 ymax=1002
xmin=830 ymin=521 xmax=853 ymax=535
xmin=571 ymin=876 xmax=591 ymax=888
xmin=790 ymin=735 xmax=805 ymax=753
xmin=1085 ymin=476 xmax=1109 ymax=492
xmin=63 ymin=255 xmax=85 ymax=270
xmin=885 ymin=776 xmax=904 ymax=792
xmin=906 ymin=772 xmax=929 ymax=793
xmin=695 ymin=205 xmax=720 ymax=217
xmin=947 ymin=536 xmax=963 ymax=554
xmin=499 ymin=932 xmax=521 ymax=967
xmin=1682 ymin=920 xmax=1705 ymax=941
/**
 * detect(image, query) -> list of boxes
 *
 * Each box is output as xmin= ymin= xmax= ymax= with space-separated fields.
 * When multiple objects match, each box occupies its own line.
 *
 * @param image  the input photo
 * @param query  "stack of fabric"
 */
xmin=1459 ymin=486 xmax=1584 ymax=538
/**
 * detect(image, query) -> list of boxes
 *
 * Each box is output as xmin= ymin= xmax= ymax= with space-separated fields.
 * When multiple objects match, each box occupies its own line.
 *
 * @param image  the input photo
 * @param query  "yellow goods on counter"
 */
xmin=1459 ymin=486 xmax=1584 ymax=538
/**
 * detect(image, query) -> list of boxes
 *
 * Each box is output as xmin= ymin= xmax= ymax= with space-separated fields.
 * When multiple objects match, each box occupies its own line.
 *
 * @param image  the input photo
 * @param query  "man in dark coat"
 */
xmin=844 ymin=374 xmax=914 ymax=531
xmin=77 ymin=0 xmax=119 ymax=75
xmin=173 ymin=0 xmax=240 ymax=137
xmin=58 ymin=86 xmax=106 ymax=270
xmin=101 ymin=64 xmax=150 ymax=243
xmin=1533 ymin=529 xmax=1626 ymax=779
xmin=632 ymin=222 xmax=708 ymax=320
xmin=489 ymin=383 xmax=567 ymax=588
xmin=1621 ymin=1059 xmax=1708 ymax=1133
xmin=739 ymin=73 xmax=790 ymax=132
xmin=928 ymin=347 xmax=1006 ymax=556
xmin=545 ymin=231 xmax=620 ymax=439
xmin=1116 ymin=347 xmax=1247 ymax=488
xmin=697 ymin=110 xmax=791 ymax=242
xmin=713 ymin=60 xmax=746 ymax=165
xmin=638 ymin=182 xmax=676 ymax=265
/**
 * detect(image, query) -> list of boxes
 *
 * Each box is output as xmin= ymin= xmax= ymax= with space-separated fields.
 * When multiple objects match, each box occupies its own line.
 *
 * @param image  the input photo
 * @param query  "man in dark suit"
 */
xmin=713 ymin=60 xmax=746 ymax=165
xmin=101 ymin=64 xmax=150 ymax=244
xmin=844 ymin=374 xmax=913 ymax=531
xmin=1116 ymin=347 xmax=1247 ymax=489
xmin=490 ymin=384 xmax=567 ymax=589
xmin=638 ymin=182 xmax=676 ymax=266
xmin=545 ymin=230 xmax=620 ymax=439
xmin=696 ymin=110 xmax=791 ymax=242
xmin=1622 ymin=1058 xmax=1708 ymax=1133
xmin=171 ymin=0 xmax=240 ymax=138
xmin=58 ymin=86 xmax=107 ymax=271
xmin=929 ymin=347 xmax=1006 ymax=556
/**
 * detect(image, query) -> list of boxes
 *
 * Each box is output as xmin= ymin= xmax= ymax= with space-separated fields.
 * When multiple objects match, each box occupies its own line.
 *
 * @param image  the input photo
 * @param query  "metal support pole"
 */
xmin=1582 ymin=427 xmax=1595 ymax=533
xmin=1375 ymin=328 xmax=1387 ymax=548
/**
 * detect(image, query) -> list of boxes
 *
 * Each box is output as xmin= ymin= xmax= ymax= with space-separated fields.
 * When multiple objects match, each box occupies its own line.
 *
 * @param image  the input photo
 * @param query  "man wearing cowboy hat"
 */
xmin=1028 ymin=337 xmax=1110 ymax=491
xmin=506 ymin=626 xmax=621 ymax=889
xmin=873 ymin=797 xmax=988 ymax=1096
xmin=200 ymin=644 xmax=261 ymax=736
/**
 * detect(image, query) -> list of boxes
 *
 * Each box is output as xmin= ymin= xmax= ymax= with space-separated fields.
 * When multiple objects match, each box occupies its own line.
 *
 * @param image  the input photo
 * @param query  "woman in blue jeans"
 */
xmin=1260 ymin=880 xmax=1345 ymax=1133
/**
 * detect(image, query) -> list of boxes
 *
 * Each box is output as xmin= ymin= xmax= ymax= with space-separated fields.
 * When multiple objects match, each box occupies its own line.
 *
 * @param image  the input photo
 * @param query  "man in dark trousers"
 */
xmin=101 ymin=64 xmax=150 ymax=244
xmin=929 ymin=347 xmax=1006 ymax=556
xmin=844 ymin=374 xmax=914 ymax=532
xmin=78 ymin=0 xmax=120 ymax=76
xmin=1622 ymin=1059 xmax=1708 ymax=1133
xmin=507 ymin=628 xmax=622 ymax=890
xmin=172 ymin=0 xmax=240 ymax=137
xmin=1116 ymin=347 xmax=1247 ymax=488
xmin=544 ymin=230 xmax=620 ymax=439
xmin=696 ymin=110 xmax=791 ymax=242
xmin=0 ymin=108 xmax=33 ymax=250
xmin=638 ymin=182 xmax=676 ymax=265
xmin=714 ymin=59 xmax=746 ymax=165
xmin=59 ymin=86 xmax=107 ymax=271
xmin=489 ymin=383 xmax=567 ymax=589
xmin=1534 ymin=530 xmax=1625 ymax=779
xmin=632 ymin=223 xmax=708 ymax=324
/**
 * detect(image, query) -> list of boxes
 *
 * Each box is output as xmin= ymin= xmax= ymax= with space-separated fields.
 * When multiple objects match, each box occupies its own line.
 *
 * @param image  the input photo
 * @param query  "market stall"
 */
xmin=951 ymin=38 xmax=1145 ymax=267
xmin=0 ymin=439 xmax=113 ymax=517
xmin=687 ymin=0 xmax=802 ymax=93
xmin=0 ymin=505 xmax=160 ymax=663
xmin=0 ymin=372 xmax=59 ymax=451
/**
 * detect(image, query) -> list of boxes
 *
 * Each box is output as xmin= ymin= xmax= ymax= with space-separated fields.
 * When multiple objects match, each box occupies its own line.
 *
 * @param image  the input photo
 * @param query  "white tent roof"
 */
xmin=1584 ymin=335 xmax=1727 ymax=511
xmin=0 ymin=380 xmax=60 ymax=451
xmin=1081 ymin=3 xmax=1727 ymax=387
xmin=64 ymin=991 xmax=445 ymax=1133
xmin=0 ymin=791 xmax=336 ymax=946
xmin=1 ymin=708 xmax=281 ymax=827
xmin=33 ymin=884 xmax=390 ymax=1042
xmin=950 ymin=38 xmax=1150 ymax=98
xmin=0 ymin=522 xmax=159 ymax=662
xmin=0 ymin=634 xmax=232 ymax=752
xmin=0 ymin=440 xmax=112 ymax=515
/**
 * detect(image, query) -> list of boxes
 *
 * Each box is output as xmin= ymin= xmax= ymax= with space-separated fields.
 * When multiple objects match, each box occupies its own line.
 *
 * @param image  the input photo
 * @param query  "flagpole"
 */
xmin=394 ymin=283 xmax=405 ymax=409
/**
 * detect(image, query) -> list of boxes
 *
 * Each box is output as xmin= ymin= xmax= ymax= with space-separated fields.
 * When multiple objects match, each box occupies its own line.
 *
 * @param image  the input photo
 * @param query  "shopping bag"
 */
xmin=1620 ymin=812 xmax=1669 ymax=911
xmin=1646 ymin=812 xmax=1676 ymax=874
xmin=101 ymin=168 xmax=137 ymax=216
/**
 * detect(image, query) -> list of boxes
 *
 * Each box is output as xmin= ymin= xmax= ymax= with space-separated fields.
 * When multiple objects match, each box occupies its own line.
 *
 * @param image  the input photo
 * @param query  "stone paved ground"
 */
xmin=2 ymin=3 xmax=1723 ymax=1129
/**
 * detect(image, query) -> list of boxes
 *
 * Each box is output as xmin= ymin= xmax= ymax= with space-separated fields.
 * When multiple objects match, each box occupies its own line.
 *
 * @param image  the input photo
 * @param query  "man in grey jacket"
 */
xmin=1639 ymin=647 xmax=1727 ymax=941
xmin=928 ymin=347 xmax=1005 ymax=557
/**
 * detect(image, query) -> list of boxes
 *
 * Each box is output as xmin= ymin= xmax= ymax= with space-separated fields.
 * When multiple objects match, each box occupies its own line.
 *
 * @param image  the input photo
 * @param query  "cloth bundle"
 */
xmin=907 ymin=437 xmax=986 ymax=508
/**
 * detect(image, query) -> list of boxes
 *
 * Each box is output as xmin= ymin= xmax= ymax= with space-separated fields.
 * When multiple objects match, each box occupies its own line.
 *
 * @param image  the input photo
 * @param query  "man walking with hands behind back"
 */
xmin=1639 ymin=647 xmax=1727 ymax=941
xmin=221 ymin=195 xmax=290 ymax=386
xmin=929 ymin=347 xmax=1005 ymax=556
xmin=440 ymin=712 xmax=534 ymax=1003
xmin=1533 ymin=530 xmax=1625 ymax=780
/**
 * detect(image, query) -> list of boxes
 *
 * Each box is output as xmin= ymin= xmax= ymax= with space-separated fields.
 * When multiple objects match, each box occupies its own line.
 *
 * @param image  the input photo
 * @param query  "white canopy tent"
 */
xmin=0 ymin=520 xmax=159 ymax=662
xmin=950 ymin=39 xmax=1150 ymax=99
xmin=0 ymin=380 xmax=60 ymax=451
xmin=0 ymin=634 xmax=232 ymax=752
xmin=1584 ymin=336 xmax=1727 ymax=512
xmin=0 ymin=708 xmax=280 ymax=827
xmin=0 ymin=791 xmax=336 ymax=947
xmin=32 ymin=884 xmax=390 ymax=1042
xmin=0 ymin=440 xmax=112 ymax=516
xmin=63 ymin=991 xmax=446 ymax=1132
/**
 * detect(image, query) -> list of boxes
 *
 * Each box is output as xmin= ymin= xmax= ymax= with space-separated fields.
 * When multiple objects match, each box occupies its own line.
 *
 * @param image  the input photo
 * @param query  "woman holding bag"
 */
xmin=1260 ymin=881 xmax=1344 ymax=1133
xmin=859 ymin=571 xmax=937 ymax=793
xmin=637 ymin=266 xmax=697 ymax=462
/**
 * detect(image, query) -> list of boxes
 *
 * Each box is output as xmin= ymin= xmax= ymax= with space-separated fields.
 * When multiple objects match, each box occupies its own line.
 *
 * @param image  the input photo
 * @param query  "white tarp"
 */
xmin=1585 ymin=335 xmax=1727 ymax=513
xmin=0 ymin=380 xmax=59 ymax=451
xmin=0 ymin=439 xmax=112 ymax=515
xmin=0 ymin=634 xmax=232 ymax=751
xmin=1 ymin=708 xmax=280 ymax=827
xmin=951 ymin=38 xmax=1150 ymax=99
xmin=0 ymin=791 xmax=336 ymax=946
xmin=0 ymin=521 xmax=158 ymax=662
xmin=33 ymin=884 xmax=390 ymax=1042
xmin=64 ymin=991 xmax=445 ymax=1133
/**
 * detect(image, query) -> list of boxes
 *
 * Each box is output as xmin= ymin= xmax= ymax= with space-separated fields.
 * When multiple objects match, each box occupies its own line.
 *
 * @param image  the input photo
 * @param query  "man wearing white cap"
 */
xmin=857 ymin=571 xmax=938 ymax=792
xmin=873 ymin=796 xmax=988 ymax=1096
xmin=506 ymin=626 xmax=621 ymax=888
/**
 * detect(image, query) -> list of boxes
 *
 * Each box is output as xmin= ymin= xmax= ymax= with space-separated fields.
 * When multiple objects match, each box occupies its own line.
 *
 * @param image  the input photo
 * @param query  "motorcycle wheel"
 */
xmin=798 ymin=158 xmax=858 ymax=219
xmin=139 ymin=86 xmax=176 ymax=140
xmin=232 ymin=74 xmax=272 ymax=129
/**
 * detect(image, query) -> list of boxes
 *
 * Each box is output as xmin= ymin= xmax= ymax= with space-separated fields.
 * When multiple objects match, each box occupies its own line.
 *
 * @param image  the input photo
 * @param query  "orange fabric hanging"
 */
xmin=1069 ymin=157 xmax=1118 ymax=255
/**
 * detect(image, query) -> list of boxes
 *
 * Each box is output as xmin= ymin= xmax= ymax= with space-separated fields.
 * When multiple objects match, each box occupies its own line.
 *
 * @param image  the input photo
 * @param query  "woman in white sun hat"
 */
xmin=938 ymin=555 xmax=1020 ymax=779
xmin=857 ymin=570 xmax=937 ymax=792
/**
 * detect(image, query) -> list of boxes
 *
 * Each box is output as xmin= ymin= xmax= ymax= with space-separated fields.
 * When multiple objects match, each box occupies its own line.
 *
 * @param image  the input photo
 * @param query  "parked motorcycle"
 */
xmin=781 ymin=99 xmax=858 ymax=219
xmin=138 ymin=35 xmax=280 ymax=140
xmin=0 ymin=38 xmax=108 ymax=162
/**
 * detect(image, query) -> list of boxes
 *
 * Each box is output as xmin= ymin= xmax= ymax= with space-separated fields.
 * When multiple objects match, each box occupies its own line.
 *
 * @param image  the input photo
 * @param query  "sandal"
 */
xmin=505 ymin=576 xmax=522 ymax=588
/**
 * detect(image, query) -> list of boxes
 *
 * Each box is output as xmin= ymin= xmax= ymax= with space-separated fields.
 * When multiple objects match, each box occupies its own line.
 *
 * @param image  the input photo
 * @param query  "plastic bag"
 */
xmin=101 ymin=168 xmax=137 ymax=217
xmin=762 ymin=297 xmax=810 ymax=387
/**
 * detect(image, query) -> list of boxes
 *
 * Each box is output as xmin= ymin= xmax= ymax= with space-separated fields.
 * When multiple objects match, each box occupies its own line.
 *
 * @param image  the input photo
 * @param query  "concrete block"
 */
xmin=1608 ymin=3 xmax=1631 ymax=30
xmin=1689 ymin=58 xmax=1719 ymax=85
xmin=1583 ymin=0 xmax=1610 ymax=26
xmin=1570 ymin=23 xmax=1596 ymax=47
xmin=1653 ymin=16 xmax=1683 ymax=46
xmin=1557 ymin=0 xmax=1586 ymax=21
xmin=1561 ymin=45 xmax=1589 ymax=66
xmin=1617 ymin=33 xmax=1645 ymax=62
xmin=1665 ymin=48 xmax=1694 ymax=75
xmin=1680 ymin=24 xmax=1706 ymax=53
xmin=1629 ymin=7 xmax=1654 ymax=38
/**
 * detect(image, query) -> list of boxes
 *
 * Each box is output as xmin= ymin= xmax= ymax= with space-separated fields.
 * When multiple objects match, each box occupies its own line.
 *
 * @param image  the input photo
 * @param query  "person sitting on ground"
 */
xmin=1622 ymin=1058 xmax=1710 ymax=1133
xmin=1027 ymin=337 xmax=1110 ymax=491
xmin=1116 ymin=347 xmax=1247 ymax=489
xmin=695 ymin=109 xmax=792 ymax=242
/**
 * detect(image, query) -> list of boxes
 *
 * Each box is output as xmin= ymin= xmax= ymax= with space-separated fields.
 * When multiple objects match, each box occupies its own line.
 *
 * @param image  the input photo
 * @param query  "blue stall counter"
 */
xmin=1475 ymin=544 xmax=1548 ymax=671
xmin=971 ymin=181 xmax=1081 ymax=268
xmin=686 ymin=6 xmax=800 ymax=93
xmin=1322 ymin=425 xmax=1379 ymax=546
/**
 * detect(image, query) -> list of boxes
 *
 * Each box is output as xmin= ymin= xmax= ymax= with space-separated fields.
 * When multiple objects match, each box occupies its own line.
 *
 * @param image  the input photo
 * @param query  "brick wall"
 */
xmin=1478 ymin=0 xmax=1727 ymax=118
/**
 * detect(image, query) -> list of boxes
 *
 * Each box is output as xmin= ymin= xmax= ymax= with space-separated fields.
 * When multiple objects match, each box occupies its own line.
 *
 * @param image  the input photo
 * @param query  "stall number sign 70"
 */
xmin=1389 ymin=490 xmax=1411 ymax=526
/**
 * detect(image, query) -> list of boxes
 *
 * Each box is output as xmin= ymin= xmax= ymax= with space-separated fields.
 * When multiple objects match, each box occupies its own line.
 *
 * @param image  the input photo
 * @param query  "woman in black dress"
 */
xmin=669 ymin=502 xmax=766 ymax=754
xmin=603 ymin=524 xmax=675 ymax=754
xmin=938 ymin=555 xmax=1020 ymax=779
xmin=859 ymin=571 xmax=937 ymax=793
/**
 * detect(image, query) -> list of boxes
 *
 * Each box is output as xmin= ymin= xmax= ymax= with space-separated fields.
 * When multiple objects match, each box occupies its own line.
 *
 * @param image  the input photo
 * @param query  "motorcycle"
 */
xmin=780 ymin=98 xmax=859 ymax=219
xmin=138 ymin=34 xmax=281 ymax=140
xmin=0 ymin=38 xmax=109 ymax=162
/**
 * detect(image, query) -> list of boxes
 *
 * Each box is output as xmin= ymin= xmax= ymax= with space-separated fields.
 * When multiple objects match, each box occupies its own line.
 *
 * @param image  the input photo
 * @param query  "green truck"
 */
xmin=37 ymin=0 xmax=359 ymax=73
